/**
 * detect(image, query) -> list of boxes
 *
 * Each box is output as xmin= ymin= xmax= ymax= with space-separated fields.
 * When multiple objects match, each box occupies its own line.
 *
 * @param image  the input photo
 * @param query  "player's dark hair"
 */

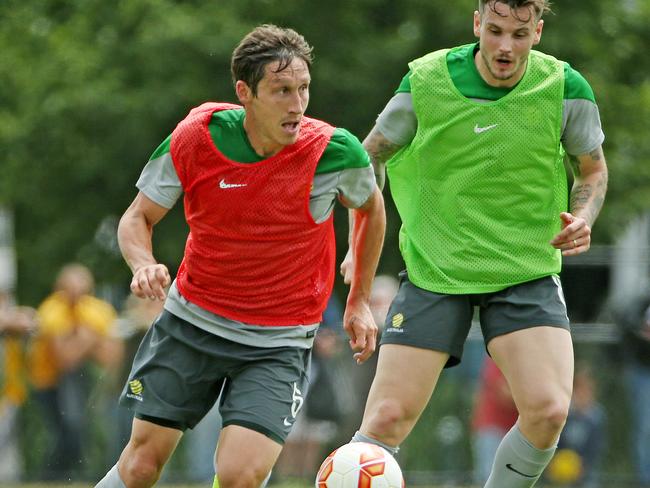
xmin=231 ymin=24 xmax=313 ymax=96
xmin=478 ymin=0 xmax=552 ymax=22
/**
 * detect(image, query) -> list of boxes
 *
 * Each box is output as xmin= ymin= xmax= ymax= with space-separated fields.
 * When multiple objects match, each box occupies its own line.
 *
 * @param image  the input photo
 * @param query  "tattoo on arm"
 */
xmin=363 ymin=128 xmax=403 ymax=190
xmin=589 ymin=148 xmax=602 ymax=161
xmin=570 ymin=183 xmax=593 ymax=215
xmin=570 ymin=147 xmax=608 ymax=226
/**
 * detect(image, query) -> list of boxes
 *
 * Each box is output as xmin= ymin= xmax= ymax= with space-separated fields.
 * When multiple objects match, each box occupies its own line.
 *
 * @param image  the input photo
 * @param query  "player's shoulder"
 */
xmin=400 ymin=44 xmax=471 ymax=94
xmin=211 ymin=106 xmax=245 ymax=124
xmin=562 ymin=62 xmax=597 ymax=103
xmin=409 ymin=45 xmax=455 ymax=70
xmin=446 ymin=43 xmax=475 ymax=63
xmin=530 ymin=51 xmax=597 ymax=103
xmin=149 ymin=134 xmax=172 ymax=161
xmin=318 ymin=127 xmax=370 ymax=173
xmin=150 ymin=107 xmax=244 ymax=162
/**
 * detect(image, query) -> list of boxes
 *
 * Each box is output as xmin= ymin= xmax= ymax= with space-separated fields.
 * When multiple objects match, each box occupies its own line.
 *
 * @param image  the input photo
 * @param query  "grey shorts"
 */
xmin=120 ymin=310 xmax=311 ymax=444
xmin=380 ymin=272 xmax=570 ymax=367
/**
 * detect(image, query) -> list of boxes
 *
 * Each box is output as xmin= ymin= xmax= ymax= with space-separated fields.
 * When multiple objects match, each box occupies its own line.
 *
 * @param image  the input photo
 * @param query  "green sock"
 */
xmin=212 ymin=475 xmax=219 ymax=488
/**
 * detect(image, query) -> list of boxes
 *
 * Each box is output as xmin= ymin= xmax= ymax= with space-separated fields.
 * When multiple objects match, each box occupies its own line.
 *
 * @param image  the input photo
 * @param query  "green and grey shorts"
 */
xmin=380 ymin=272 xmax=570 ymax=367
xmin=120 ymin=310 xmax=311 ymax=444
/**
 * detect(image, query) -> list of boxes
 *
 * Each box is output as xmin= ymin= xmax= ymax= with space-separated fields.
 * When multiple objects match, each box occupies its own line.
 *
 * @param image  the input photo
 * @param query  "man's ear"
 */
xmin=533 ymin=19 xmax=544 ymax=45
xmin=235 ymin=80 xmax=252 ymax=104
xmin=473 ymin=10 xmax=482 ymax=38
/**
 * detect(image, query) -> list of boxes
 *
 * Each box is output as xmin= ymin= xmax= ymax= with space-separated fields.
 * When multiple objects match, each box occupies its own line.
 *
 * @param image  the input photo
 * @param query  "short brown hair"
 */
xmin=478 ymin=0 xmax=551 ymax=21
xmin=231 ymin=24 xmax=313 ymax=96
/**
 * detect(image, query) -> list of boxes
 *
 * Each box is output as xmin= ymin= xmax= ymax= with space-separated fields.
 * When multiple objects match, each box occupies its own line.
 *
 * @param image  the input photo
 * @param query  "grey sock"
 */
xmin=95 ymin=464 xmax=127 ymax=488
xmin=351 ymin=430 xmax=400 ymax=457
xmin=484 ymin=425 xmax=556 ymax=488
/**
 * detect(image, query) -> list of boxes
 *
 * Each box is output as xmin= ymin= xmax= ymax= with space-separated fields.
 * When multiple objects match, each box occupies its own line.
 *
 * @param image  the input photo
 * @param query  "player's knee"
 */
xmin=521 ymin=396 xmax=569 ymax=433
xmin=365 ymin=398 xmax=411 ymax=434
xmin=217 ymin=463 xmax=268 ymax=488
xmin=120 ymin=453 xmax=162 ymax=486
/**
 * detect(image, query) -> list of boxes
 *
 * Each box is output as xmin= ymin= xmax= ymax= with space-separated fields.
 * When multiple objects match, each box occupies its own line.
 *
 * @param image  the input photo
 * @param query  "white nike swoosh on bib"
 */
xmin=474 ymin=123 xmax=498 ymax=134
xmin=219 ymin=179 xmax=247 ymax=189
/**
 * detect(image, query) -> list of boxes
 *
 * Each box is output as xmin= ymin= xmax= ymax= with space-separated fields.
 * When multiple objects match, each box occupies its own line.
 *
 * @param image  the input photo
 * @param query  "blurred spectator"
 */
xmin=547 ymin=363 xmax=606 ymax=487
xmin=0 ymin=291 xmax=36 ymax=482
xmin=614 ymin=292 xmax=650 ymax=488
xmin=471 ymin=356 xmax=519 ymax=485
xmin=28 ymin=263 xmax=123 ymax=480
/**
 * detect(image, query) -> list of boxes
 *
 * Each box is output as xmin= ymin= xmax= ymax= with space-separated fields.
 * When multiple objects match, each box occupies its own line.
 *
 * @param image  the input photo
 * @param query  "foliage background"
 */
xmin=1 ymin=0 xmax=649 ymax=484
xmin=2 ymin=0 xmax=649 ymax=304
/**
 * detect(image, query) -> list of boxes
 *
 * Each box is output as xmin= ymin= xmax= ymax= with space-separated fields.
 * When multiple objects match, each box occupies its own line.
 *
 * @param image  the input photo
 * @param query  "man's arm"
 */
xmin=364 ymin=125 xmax=405 ymax=191
xmin=340 ymin=126 xmax=403 ymax=282
xmin=343 ymin=186 xmax=386 ymax=364
xmin=550 ymin=145 xmax=608 ymax=256
xmin=117 ymin=192 xmax=172 ymax=300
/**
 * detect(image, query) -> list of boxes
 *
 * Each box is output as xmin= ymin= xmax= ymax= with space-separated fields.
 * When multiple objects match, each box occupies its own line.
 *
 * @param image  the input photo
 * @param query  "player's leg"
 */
xmin=484 ymin=326 xmax=573 ymax=488
xmin=96 ymin=310 xmax=225 ymax=487
xmin=353 ymin=272 xmax=474 ymax=451
xmin=492 ymin=326 xmax=573 ymax=448
xmin=356 ymin=344 xmax=448 ymax=448
xmin=214 ymin=425 xmax=283 ymax=488
xmin=215 ymin=343 xmax=312 ymax=488
xmin=96 ymin=417 xmax=182 ymax=488
xmin=481 ymin=276 xmax=573 ymax=488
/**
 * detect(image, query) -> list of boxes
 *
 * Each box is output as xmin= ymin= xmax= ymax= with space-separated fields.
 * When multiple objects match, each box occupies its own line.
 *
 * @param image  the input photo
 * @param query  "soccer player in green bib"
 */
xmin=344 ymin=1 xmax=608 ymax=487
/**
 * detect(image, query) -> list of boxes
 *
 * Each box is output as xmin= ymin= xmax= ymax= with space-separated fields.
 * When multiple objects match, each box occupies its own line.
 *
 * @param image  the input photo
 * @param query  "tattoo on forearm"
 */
xmin=569 ymin=146 xmax=608 ymax=226
xmin=363 ymin=131 xmax=402 ymax=190
xmin=570 ymin=183 xmax=592 ymax=212
xmin=571 ymin=171 xmax=608 ymax=226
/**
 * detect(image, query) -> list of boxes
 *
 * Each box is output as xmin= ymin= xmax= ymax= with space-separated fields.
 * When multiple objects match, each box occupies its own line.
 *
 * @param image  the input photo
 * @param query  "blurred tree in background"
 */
xmin=1 ymin=0 xmax=650 ymax=483
xmin=1 ymin=0 xmax=649 ymax=304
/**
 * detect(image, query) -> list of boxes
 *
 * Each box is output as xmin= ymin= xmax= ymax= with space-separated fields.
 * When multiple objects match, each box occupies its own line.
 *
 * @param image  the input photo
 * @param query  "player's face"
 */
xmin=473 ymin=1 xmax=543 ymax=87
xmin=237 ymin=58 xmax=310 ymax=157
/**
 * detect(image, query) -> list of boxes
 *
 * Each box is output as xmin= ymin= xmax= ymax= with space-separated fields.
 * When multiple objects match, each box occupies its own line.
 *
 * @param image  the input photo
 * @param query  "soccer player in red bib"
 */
xmin=96 ymin=25 xmax=385 ymax=488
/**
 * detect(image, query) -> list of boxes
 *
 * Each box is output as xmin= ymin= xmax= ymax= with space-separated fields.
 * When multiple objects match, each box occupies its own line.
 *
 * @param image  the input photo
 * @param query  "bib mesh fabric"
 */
xmin=387 ymin=48 xmax=566 ymax=294
xmin=171 ymin=102 xmax=336 ymax=325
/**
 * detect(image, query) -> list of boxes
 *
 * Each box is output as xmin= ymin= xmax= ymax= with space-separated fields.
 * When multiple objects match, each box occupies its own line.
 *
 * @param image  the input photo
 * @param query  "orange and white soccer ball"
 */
xmin=315 ymin=442 xmax=405 ymax=488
